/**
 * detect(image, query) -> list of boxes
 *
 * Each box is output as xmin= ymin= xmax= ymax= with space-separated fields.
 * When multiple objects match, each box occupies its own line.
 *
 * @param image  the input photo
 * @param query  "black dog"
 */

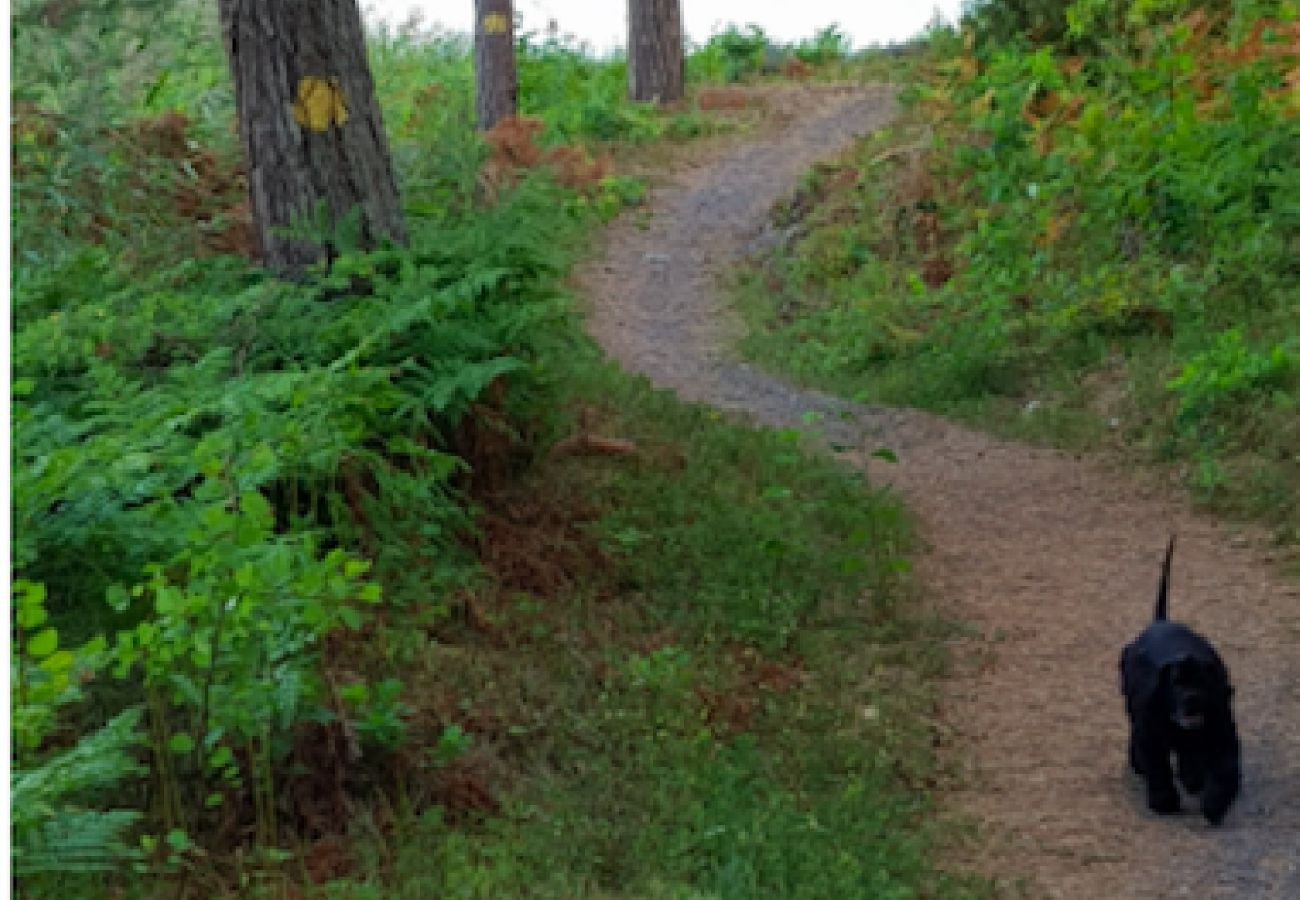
xmin=1119 ymin=536 xmax=1240 ymax=825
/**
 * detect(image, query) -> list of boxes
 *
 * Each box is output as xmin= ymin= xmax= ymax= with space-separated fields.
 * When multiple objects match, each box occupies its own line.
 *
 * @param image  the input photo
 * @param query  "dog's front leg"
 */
xmin=1175 ymin=746 xmax=1207 ymax=794
xmin=1134 ymin=726 xmax=1181 ymax=814
xmin=1128 ymin=730 xmax=1145 ymax=775
xmin=1199 ymin=745 xmax=1241 ymax=826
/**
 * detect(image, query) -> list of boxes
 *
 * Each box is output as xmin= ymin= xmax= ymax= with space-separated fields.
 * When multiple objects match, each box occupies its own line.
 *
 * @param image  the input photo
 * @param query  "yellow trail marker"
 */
xmin=292 ymin=76 xmax=349 ymax=132
xmin=483 ymin=13 xmax=510 ymax=35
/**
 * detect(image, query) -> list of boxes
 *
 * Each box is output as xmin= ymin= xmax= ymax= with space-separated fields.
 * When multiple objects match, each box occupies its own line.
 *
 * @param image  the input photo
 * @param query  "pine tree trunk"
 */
xmin=474 ymin=0 xmax=517 ymax=130
xmin=628 ymin=0 xmax=685 ymax=104
xmin=218 ymin=0 xmax=406 ymax=275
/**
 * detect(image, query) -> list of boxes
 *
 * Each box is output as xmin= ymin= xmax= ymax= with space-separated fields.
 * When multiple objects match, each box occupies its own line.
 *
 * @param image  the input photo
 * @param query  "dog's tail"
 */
xmin=1154 ymin=534 xmax=1176 ymax=622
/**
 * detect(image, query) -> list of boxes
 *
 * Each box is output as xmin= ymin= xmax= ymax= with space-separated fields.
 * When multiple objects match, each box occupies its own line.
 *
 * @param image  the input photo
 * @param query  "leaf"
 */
xmin=143 ymin=69 xmax=170 ymax=109
xmin=14 ymin=581 xmax=47 ymax=628
xmin=870 ymin=448 xmax=899 ymax=464
xmin=338 ymin=606 xmax=362 ymax=631
xmin=208 ymin=745 xmax=234 ymax=770
xmin=39 ymin=650 xmax=75 ymax=674
xmin=167 ymin=734 xmax=195 ymax=755
xmin=16 ymin=602 xmax=47 ymax=630
xmin=238 ymin=489 xmax=274 ymax=531
xmin=165 ymin=830 xmax=191 ymax=853
xmin=106 ymin=584 xmax=131 ymax=613
xmin=27 ymin=628 xmax=59 ymax=659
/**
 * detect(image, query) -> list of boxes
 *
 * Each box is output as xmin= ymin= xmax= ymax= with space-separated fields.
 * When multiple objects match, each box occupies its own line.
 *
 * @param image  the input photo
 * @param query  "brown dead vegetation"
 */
xmin=473 ymin=492 xmax=609 ymax=604
xmin=17 ymin=108 xmax=257 ymax=257
xmin=695 ymin=87 xmax=758 ymax=111
xmin=782 ymin=57 xmax=814 ymax=80
xmin=698 ymin=646 xmax=809 ymax=736
xmin=479 ymin=115 xmax=614 ymax=201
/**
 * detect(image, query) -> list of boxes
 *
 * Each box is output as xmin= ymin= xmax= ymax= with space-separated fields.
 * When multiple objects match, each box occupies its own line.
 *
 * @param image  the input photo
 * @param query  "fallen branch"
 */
xmin=550 ymin=434 xmax=639 ymax=458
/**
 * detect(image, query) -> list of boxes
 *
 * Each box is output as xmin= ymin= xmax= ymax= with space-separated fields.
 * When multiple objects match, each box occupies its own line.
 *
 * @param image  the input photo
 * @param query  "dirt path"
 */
xmin=576 ymin=84 xmax=1300 ymax=898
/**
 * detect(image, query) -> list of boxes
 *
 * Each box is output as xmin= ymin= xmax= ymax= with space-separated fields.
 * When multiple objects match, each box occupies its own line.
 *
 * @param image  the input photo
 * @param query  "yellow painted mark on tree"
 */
xmin=292 ymin=76 xmax=349 ymax=132
xmin=482 ymin=13 xmax=510 ymax=35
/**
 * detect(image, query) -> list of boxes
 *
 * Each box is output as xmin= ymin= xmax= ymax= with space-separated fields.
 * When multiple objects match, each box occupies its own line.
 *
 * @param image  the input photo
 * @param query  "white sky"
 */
xmin=363 ymin=2 xmax=965 ymax=51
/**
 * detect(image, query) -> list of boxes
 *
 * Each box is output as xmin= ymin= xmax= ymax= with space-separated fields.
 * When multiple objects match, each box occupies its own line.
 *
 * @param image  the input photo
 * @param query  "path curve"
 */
xmin=576 ymin=83 xmax=1299 ymax=898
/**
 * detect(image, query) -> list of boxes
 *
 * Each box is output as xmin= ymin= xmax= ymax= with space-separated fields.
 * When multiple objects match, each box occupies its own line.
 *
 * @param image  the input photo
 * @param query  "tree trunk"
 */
xmin=218 ymin=0 xmax=406 ymax=275
xmin=474 ymin=0 xmax=517 ymax=130
xmin=627 ymin=0 xmax=685 ymax=105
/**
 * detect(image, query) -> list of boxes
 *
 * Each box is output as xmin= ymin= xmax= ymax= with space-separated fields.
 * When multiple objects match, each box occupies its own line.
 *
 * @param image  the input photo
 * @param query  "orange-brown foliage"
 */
xmin=696 ymin=88 xmax=754 ymax=111
xmin=542 ymin=145 xmax=613 ymax=191
xmin=782 ymin=57 xmax=813 ymax=79
xmin=484 ymin=115 xmax=545 ymax=168
xmin=479 ymin=115 xmax=615 ymax=199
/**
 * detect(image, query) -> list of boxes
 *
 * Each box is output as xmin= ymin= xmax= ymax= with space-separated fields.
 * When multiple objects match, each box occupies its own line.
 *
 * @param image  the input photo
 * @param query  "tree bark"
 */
xmin=218 ymin=0 xmax=406 ymax=275
xmin=474 ymin=0 xmax=517 ymax=130
xmin=627 ymin=0 xmax=685 ymax=105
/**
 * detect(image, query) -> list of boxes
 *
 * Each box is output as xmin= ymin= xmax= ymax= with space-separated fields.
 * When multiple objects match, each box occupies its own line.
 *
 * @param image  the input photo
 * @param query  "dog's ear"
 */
xmin=1123 ymin=645 xmax=1164 ymax=709
xmin=1206 ymin=657 xmax=1234 ymax=702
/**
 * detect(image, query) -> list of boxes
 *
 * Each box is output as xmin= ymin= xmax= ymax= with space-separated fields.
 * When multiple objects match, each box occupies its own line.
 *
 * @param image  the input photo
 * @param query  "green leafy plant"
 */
xmin=795 ymin=24 xmax=853 ymax=65
xmin=104 ymin=481 xmax=381 ymax=843
xmin=429 ymin=724 xmax=475 ymax=769
xmin=700 ymin=24 xmax=773 ymax=82
xmin=1168 ymin=329 xmax=1296 ymax=431
xmin=11 ymin=580 xmax=145 ymax=884
xmin=11 ymin=709 xmax=146 ymax=880
xmin=341 ymin=678 xmax=411 ymax=749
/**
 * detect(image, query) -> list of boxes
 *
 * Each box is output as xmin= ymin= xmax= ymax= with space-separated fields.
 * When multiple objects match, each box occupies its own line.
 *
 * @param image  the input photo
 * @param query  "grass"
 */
xmin=302 ymin=342 xmax=988 ymax=899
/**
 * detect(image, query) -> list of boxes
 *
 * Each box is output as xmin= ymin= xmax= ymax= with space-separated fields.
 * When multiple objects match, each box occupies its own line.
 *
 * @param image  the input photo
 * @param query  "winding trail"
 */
xmin=576 ymin=84 xmax=1300 ymax=898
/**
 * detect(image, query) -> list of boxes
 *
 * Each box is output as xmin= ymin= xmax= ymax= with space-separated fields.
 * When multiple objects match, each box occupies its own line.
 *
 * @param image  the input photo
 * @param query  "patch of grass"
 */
xmin=314 ymin=346 xmax=989 ymax=899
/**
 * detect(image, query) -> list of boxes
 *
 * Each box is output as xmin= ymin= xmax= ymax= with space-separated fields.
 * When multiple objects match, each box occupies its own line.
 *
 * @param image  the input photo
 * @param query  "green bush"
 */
xmin=1168 ymin=329 xmax=1297 ymax=434
xmin=697 ymin=24 xmax=773 ymax=82
xmin=794 ymin=24 xmax=853 ymax=65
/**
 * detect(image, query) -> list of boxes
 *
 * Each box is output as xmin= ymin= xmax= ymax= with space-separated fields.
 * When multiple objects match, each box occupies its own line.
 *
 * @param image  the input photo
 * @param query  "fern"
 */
xmin=11 ymin=708 xmax=145 ymax=876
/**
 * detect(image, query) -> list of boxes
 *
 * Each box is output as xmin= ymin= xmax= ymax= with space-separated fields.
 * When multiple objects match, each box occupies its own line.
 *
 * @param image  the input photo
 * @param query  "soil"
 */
xmin=575 ymin=83 xmax=1300 ymax=898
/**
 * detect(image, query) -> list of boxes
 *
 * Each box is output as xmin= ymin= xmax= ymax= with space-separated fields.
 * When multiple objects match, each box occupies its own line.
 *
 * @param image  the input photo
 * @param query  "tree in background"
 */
xmin=218 ymin=0 xmax=406 ymax=275
xmin=628 ymin=0 xmax=685 ymax=104
xmin=475 ymin=0 xmax=518 ymax=129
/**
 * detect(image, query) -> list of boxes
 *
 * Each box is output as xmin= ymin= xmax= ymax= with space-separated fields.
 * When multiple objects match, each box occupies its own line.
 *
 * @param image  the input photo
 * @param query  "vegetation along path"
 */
xmin=577 ymin=83 xmax=1300 ymax=899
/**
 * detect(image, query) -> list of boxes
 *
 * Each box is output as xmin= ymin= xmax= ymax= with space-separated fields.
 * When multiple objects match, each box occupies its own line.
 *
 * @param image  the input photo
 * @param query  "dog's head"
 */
xmin=1161 ymin=654 xmax=1228 ymax=730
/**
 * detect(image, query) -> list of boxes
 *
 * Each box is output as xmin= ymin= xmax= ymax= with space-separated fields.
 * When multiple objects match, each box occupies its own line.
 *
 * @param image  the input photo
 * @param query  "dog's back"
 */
xmin=1135 ymin=620 xmax=1226 ymax=670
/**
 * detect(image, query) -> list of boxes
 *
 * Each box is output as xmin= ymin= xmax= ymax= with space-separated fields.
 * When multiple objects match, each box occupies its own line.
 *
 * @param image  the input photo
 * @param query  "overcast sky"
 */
xmin=362 ymin=2 xmax=966 ymax=50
